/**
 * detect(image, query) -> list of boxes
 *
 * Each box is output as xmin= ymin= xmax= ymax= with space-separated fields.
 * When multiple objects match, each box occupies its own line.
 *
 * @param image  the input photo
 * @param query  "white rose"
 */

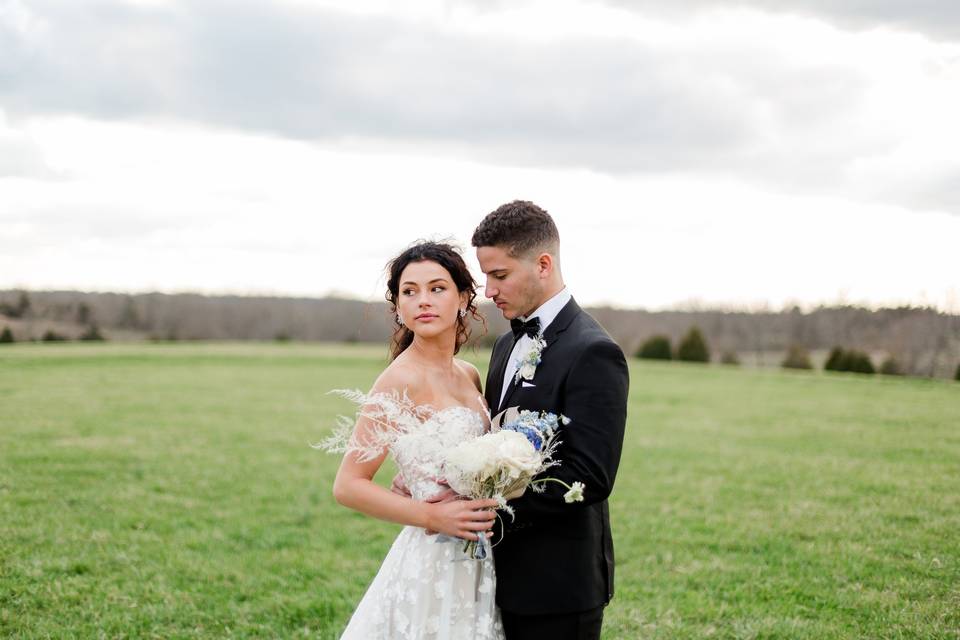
xmin=492 ymin=431 xmax=540 ymax=478
xmin=444 ymin=433 xmax=513 ymax=492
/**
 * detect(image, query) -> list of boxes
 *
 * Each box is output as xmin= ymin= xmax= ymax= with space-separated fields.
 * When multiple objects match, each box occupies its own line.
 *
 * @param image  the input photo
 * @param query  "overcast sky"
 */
xmin=2 ymin=0 xmax=958 ymax=310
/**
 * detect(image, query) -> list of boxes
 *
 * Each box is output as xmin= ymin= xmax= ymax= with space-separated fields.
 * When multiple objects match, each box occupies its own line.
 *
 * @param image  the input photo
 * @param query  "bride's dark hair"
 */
xmin=386 ymin=241 xmax=484 ymax=360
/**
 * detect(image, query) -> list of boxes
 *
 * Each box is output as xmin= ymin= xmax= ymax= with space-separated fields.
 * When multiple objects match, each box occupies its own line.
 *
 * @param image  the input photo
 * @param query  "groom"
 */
xmin=473 ymin=200 xmax=629 ymax=640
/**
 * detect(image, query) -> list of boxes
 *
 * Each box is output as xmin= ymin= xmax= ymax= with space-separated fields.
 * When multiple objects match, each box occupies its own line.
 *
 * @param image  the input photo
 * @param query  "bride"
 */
xmin=329 ymin=241 xmax=504 ymax=639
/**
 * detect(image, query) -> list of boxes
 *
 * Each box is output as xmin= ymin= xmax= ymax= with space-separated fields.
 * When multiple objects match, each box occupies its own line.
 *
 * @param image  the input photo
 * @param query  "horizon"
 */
xmin=4 ymin=286 xmax=957 ymax=316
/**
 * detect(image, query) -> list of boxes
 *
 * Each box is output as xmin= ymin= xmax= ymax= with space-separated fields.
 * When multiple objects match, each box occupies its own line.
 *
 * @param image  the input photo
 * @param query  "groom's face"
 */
xmin=476 ymin=245 xmax=542 ymax=320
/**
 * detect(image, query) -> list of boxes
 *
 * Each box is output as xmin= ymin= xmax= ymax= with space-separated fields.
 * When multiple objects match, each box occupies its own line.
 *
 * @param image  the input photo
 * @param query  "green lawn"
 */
xmin=1 ymin=343 xmax=958 ymax=639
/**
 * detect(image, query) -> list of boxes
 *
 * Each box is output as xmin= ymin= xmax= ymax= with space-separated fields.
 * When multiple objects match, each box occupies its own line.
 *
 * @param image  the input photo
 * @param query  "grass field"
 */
xmin=1 ymin=342 xmax=958 ymax=639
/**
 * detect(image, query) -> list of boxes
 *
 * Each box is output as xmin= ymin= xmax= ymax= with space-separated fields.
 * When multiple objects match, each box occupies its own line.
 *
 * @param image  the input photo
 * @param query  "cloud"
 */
xmin=594 ymin=0 xmax=960 ymax=42
xmin=0 ymin=130 xmax=50 ymax=177
xmin=0 ymin=109 xmax=56 ymax=177
xmin=1 ymin=0 xmax=958 ymax=213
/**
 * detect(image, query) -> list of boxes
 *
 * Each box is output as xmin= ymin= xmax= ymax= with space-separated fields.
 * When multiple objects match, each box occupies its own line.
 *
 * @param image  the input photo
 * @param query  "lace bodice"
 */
xmin=393 ymin=405 xmax=487 ymax=501
xmin=323 ymin=390 xmax=489 ymax=501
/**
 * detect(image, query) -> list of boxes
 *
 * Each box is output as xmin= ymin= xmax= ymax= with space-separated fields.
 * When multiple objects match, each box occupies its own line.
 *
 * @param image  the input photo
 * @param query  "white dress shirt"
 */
xmin=499 ymin=287 xmax=572 ymax=407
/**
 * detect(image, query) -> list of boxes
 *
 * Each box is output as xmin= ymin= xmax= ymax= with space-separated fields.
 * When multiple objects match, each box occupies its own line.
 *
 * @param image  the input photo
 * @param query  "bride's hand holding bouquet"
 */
xmin=439 ymin=410 xmax=585 ymax=559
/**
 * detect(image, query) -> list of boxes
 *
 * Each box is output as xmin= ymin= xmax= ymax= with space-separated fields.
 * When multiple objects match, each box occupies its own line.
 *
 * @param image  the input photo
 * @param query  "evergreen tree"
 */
xmin=677 ymin=326 xmax=710 ymax=363
xmin=636 ymin=335 xmax=672 ymax=360
xmin=824 ymin=347 xmax=845 ymax=371
xmin=0 ymin=327 xmax=13 ymax=344
xmin=845 ymin=350 xmax=875 ymax=374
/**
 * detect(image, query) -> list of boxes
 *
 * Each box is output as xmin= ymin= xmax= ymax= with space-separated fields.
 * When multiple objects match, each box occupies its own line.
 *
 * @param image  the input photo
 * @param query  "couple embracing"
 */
xmin=329 ymin=200 xmax=630 ymax=639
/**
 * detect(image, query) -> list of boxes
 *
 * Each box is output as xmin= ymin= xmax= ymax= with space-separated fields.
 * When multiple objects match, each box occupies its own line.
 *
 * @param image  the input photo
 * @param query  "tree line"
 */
xmin=2 ymin=289 xmax=959 ymax=379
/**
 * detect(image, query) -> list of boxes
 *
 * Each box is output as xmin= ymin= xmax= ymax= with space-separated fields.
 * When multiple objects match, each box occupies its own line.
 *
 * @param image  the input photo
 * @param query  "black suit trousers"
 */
xmin=501 ymin=605 xmax=605 ymax=640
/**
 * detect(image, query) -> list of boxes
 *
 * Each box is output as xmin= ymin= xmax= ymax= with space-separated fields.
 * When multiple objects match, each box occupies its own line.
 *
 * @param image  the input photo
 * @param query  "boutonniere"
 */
xmin=515 ymin=334 xmax=547 ymax=383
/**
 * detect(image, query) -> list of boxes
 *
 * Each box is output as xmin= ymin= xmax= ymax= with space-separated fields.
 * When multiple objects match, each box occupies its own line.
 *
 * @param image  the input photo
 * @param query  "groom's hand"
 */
xmin=426 ymin=487 xmax=458 ymax=503
xmin=389 ymin=473 xmax=411 ymax=498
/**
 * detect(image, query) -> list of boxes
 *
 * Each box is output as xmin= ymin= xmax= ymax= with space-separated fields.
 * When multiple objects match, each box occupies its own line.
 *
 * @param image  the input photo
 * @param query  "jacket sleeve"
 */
xmin=508 ymin=337 xmax=629 ymax=523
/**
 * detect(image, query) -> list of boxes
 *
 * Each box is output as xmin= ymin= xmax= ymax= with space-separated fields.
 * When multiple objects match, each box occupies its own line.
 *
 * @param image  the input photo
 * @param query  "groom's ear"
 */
xmin=535 ymin=252 xmax=555 ymax=279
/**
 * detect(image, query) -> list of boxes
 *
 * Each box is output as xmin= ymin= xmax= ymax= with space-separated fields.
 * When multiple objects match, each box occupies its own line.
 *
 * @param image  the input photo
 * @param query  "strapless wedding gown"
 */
xmin=333 ymin=394 xmax=504 ymax=640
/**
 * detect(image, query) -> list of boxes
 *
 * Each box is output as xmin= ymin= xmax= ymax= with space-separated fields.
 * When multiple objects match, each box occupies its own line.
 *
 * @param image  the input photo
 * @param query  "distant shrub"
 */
xmin=781 ymin=345 xmax=813 ymax=370
xmin=880 ymin=356 xmax=904 ymax=376
xmin=274 ymin=332 xmax=292 ymax=343
xmin=720 ymin=350 xmax=740 ymax=366
xmin=824 ymin=347 xmax=845 ymax=371
xmin=636 ymin=335 xmax=672 ymax=360
xmin=954 ymin=363 xmax=960 ymax=381
xmin=842 ymin=350 xmax=875 ymax=374
xmin=824 ymin=347 xmax=875 ymax=374
xmin=0 ymin=327 xmax=13 ymax=344
xmin=80 ymin=325 xmax=105 ymax=341
xmin=676 ymin=327 xmax=710 ymax=363
xmin=42 ymin=330 xmax=67 ymax=342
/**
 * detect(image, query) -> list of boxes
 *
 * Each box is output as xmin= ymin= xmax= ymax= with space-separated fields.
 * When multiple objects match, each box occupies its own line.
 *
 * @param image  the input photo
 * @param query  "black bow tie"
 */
xmin=510 ymin=316 xmax=541 ymax=341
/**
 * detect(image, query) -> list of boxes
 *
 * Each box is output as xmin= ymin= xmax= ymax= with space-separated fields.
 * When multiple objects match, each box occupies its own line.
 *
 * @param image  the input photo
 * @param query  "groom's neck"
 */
xmin=525 ymin=280 xmax=565 ymax=317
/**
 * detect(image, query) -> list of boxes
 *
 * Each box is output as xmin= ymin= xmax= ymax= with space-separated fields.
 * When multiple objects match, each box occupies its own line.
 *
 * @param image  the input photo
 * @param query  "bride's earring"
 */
xmin=458 ymin=308 xmax=467 ymax=319
xmin=396 ymin=312 xmax=403 ymax=325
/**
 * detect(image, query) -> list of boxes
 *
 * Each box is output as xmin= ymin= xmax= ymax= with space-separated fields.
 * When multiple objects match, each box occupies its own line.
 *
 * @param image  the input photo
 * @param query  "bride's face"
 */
xmin=397 ymin=260 xmax=466 ymax=340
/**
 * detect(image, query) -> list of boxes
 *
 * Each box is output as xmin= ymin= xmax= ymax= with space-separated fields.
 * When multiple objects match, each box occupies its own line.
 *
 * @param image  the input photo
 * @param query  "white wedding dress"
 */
xmin=330 ymin=392 xmax=504 ymax=640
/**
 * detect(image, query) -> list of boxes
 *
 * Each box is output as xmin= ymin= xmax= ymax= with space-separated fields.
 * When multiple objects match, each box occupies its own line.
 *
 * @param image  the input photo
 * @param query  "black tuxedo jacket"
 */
xmin=485 ymin=298 xmax=629 ymax=616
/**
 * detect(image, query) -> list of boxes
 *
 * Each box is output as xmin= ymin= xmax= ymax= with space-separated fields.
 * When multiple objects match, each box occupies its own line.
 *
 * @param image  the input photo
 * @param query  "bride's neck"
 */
xmin=408 ymin=335 xmax=455 ymax=371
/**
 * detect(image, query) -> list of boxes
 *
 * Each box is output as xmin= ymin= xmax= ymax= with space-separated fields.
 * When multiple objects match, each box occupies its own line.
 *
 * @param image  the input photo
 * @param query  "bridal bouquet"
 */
xmin=441 ymin=410 xmax=585 ymax=559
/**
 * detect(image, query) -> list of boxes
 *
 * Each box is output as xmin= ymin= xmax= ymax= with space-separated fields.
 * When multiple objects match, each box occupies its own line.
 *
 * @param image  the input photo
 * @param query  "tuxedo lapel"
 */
xmin=541 ymin=297 xmax=581 ymax=344
xmin=487 ymin=334 xmax=513 ymax=411
xmin=498 ymin=297 xmax=582 ymax=412
xmin=498 ymin=368 xmax=520 ymax=413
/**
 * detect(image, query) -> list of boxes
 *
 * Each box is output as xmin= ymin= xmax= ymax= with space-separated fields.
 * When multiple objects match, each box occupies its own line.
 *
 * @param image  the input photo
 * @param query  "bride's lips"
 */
xmin=415 ymin=313 xmax=439 ymax=321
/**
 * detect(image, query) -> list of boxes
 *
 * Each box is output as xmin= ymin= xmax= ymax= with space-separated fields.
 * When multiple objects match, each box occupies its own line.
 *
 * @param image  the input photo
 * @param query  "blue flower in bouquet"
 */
xmin=501 ymin=410 xmax=570 ymax=453
xmin=510 ymin=425 xmax=543 ymax=451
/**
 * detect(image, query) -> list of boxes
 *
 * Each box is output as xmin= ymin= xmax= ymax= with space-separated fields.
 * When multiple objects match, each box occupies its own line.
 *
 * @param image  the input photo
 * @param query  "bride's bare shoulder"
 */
xmin=370 ymin=356 xmax=425 ymax=398
xmin=455 ymin=359 xmax=482 ymax=393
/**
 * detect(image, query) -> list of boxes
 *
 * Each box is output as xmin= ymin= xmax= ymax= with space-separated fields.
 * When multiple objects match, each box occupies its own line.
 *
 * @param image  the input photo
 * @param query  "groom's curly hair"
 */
xmin=385 ymin=241 xmax=485 ymax=360
xmin=471 ymin=200 xmax=560 ymax=258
